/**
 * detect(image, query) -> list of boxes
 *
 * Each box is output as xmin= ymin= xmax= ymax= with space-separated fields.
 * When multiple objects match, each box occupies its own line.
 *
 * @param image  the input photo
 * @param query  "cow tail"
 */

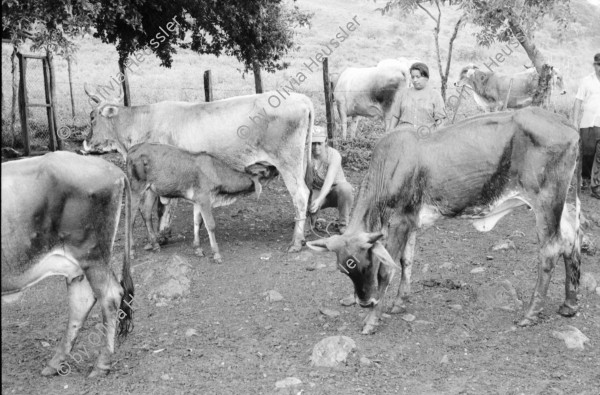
xmin=118 ymin=174 xmax=134 ymax=339
xmin=571 ymin=136 xmax=582 ymax=288
xmin=304 ymin=100 xmax=314 ymax=189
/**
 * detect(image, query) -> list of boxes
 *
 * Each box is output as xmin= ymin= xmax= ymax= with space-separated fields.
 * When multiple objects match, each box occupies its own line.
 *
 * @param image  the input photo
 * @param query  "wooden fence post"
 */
xmin=47 ymin=51 xmax=59 ymax=150
xmin=322 ymin=57 xmax=335 ymax=147
xmin=253 ymin=62 xmax=263 ymax=94
xmin=67 ymin=56 xmax=75 ymax=118
xmin=11 ymin=44 xmax=19 ymax=148
xmin=42 ymin=55 xmax=57 ymax=151
xmin=118 ymin=58 xmax=131 ymax=106
xmin=204 ymin=70 xmax=213 ymax=102
xmin=17 ymin=52 xmax=30 ymax=156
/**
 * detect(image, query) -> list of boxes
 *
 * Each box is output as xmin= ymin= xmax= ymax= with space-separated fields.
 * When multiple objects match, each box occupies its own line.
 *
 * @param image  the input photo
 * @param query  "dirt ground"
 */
xmin=2 ymin=154 xmax=600 ymax=395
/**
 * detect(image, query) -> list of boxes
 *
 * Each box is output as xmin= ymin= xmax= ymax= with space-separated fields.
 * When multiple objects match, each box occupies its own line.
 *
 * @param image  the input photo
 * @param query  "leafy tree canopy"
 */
xmin=2 ymin=0 xmax=313 ymax=71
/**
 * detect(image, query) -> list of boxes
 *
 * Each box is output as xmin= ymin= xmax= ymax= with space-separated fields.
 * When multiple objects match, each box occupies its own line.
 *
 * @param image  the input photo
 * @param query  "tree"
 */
xmin=375 ymin=0 xmax=466 ymax=101
xmin=460 ymin=0 xmax=571 ymax=106
xmin=93 ymin=0 xmax=313 ymax=71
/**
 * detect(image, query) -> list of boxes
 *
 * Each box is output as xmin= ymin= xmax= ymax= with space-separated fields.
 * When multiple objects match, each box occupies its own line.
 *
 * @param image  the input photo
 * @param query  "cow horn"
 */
xmin=371 ymin=241 xmax=399 ymax=270
xmin=84 ymin=83 xmax=101 ymax=104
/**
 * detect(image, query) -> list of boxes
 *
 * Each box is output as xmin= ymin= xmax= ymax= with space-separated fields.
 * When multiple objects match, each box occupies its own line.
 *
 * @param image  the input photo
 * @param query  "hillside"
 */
xmin=1 ymin=0 xmax=599 ymax=144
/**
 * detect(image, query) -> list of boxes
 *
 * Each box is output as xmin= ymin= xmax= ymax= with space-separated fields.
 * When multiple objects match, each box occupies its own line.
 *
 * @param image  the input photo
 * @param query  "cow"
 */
xmin=1 ymin=151 xmax=133 ymax=377
xmin=377 ymin=57 xmax=422 ymax=87
xmin=82 ymin=86 xmax=313 ymax=253
xmin=307 ymin=107 xmax=582 ymax=335
xmin=333 ymin=62 xmax=408 ymax=140
xmin=126 ymin=142 xmax=278 ymax=262
xmin=455 ymin=64 xmax=566 ymax=112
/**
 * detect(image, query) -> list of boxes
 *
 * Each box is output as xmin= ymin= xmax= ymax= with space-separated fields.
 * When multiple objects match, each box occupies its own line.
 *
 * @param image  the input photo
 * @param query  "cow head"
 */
xmin=455 ymin=64 xmax=479 ymax=89
xmin=307 ymin=231 xmax=399 ymax=307
xmin=82 ymin=83 xmax=126 ymax=156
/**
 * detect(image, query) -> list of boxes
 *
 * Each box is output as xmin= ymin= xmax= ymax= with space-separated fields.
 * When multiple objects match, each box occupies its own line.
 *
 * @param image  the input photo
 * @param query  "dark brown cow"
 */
xmin=1 ymin=152 xmax=133 ymax=377
xmin=308 ymin=107 xmax=581 ymax=334
xmin=127 ymin=143 xmax=278 ymax=263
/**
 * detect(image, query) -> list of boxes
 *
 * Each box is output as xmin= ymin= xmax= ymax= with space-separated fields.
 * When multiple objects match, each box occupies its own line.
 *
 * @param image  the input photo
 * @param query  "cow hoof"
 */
xmin=88 ymin=367 xmax=110 ymax=378
xmin=194 ymin=248 xmax=205 ymax=257
xmin=517 ymin=316 xmax=538 ymax=327
xmin=41 ymin=366 xmax=59 ymax=376
xmin=287 ymin=244 xmax=302 ymax=253
xmin=339 ymin=295 xmax=356 ymax=306
xmin=143 ymin=243 xmax=153 ymax=251
xmin=213 ymin=253 xmax=223 ymax=264
xmin=558 ymin=304 xmax=578 ymax=317
xmin=361 ymin=323 xmax=378 ymax=335
xmin=389 ymin=304 xmax=407 ymax=315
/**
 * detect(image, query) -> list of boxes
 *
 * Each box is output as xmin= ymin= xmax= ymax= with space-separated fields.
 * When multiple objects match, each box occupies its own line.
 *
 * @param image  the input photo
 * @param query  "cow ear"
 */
xmin=100 ymin=105 xmax=119 ymax=118
xmin=364 ymin=231 xmax=384 ymax=245
xmin=371 ymin=241 xmax=399 ymax=269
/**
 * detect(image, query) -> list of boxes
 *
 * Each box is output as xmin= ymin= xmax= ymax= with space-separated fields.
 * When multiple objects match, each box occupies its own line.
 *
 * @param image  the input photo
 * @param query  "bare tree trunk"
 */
xmin=443 ymin=15 xmax=465 ymax=100
xmin=507 ymin=18 xmax=551 ymax=107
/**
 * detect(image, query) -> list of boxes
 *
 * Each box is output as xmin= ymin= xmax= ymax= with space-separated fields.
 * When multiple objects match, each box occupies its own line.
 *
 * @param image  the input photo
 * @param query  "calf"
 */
xmin=127 ymin=143 xmax=279 ymax=263
xmin=1 ymin=152 xmax=133 ymax=377
xmin=308 ymin=107 xmax=581 ymax=334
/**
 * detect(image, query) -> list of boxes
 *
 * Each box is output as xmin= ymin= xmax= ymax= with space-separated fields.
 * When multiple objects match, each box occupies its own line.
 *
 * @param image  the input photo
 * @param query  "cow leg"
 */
xmin=277 ymin=165 xmax=310 ymax=253
xmin=157 ymin=200 xmax=177 ymax=245
xmin=42 ymin=274 xmax=96 ymax=376
xmin=362 ymin=302 xmax=385 ymax=335
xmin=519 ymin=235 xmax=562 ymax=326
xmin=390 ymin=230 xmax=417 ymax=314
xmin=348 ymin=117 xmax=360 ymax=139
xmin=84 ymin=265 xmax=124 ymax=378
xmin=337 ymin=100 xmax=348 ymax=140
xmin=142 ymin=192 xmax=160 ymax=252
xmin=362 ymin=260 xmax=397 ymax=335
xmin=558 ymin=248 xmax=581 ymax=317
xmin=192 ymin=203 xmax=205 ymax=258
xmin=195 ymin=199 xmax=222 ymax=263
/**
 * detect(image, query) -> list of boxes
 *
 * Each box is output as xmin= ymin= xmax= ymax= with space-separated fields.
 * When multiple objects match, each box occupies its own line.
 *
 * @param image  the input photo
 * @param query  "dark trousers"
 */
xmin=581 ymin=127 xmax=600 ymax=193
xmin=310 ymin=182 xmax=354 ymax=225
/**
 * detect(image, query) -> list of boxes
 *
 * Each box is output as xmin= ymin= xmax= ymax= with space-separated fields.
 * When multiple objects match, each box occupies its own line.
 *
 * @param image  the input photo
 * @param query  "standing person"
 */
xmin=573 ymin=53 xmax=600 ymax=199
xmin=307 ymin=127 xmax=354 ymax=234
xmin=390 ymin=62 xmax=447 ymax=132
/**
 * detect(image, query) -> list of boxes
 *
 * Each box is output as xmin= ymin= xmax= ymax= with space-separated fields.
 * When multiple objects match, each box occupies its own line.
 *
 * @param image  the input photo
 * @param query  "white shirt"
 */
xmin=575 ymin=73 xmax=600 ymax=128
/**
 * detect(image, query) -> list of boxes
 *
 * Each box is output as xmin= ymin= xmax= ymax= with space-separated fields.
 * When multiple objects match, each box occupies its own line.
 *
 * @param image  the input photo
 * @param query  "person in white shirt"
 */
xmin=573 ymin=53 xmax=600 ymax=199
xmin=307 ymin=127 xmax=354 ymax=234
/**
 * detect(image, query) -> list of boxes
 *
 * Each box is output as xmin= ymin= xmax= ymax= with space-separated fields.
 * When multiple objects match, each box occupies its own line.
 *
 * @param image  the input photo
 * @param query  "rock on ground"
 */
xmin=275 ymin=377 xmax=302 ymax=389
xmin=310 ymin=336 xmax=356 ymax=367
xmin=149 ymin=254 xmax=191 ymax=300
xmin=579 ymin=272 xmax=597 ymax=293
xmin=552 ymin=326 xmax=590 ymax=350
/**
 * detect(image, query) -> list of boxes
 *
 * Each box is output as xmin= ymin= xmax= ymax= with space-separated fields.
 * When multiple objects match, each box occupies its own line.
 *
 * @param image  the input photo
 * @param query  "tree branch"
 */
xmin=444 ymin=14 xmax=464 ymax=85
xmin=416 ymin=2 xmax=438 ymax=23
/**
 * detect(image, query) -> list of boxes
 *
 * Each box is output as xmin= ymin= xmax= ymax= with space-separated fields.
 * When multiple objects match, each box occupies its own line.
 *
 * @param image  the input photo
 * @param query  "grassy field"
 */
xmin=1 ymin=0 xmax=600 ymax=149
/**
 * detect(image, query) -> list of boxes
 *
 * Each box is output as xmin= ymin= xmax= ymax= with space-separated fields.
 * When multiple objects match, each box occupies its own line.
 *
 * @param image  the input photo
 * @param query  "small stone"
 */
xmin=440 ymin=262 xmax=453 ymax=269
xmin=275 ymin=377 xmax=302 ymax=389
xmin=310 ymin=336 xmax=357 ymax=367
xmin=579 ymin=272 xmax=597 ymax=293
xmin=359 ymin=356 xmax=372 ymax=366
xmin=41 ymin=341 xmax=50 ymax=348
xmin=414 ymin=320 xmax=433 ymax=325
xmin=552 ymin=326 xmax=589 ymax=350
xmin=185 ymin=328 xmax=198 ymax=337
xmin=401 ymin=314 xmax=415 ymax=322
xmin=485 ymin=256 xmax=494 ymax=261
xmin=161 ymin=374 xmax=170 ymax=380
xmin=421 ymin=263 xmax=429 ymax=274
xmin=440 ymin=355 xmax=449 ymax=364
xmin=449 ymin=304 xmax=462 ymax=311
xmin=596 ymin=287 xmax=600 ymax=296
xmin=471 ymin=267 xmax=486 ymax=274
xmin=381 ymin=313 xmax=391 ymax=319
xmin=491 ymin=240 xmax=517 ymax=252
xmin=265 ymin=290 xmax=283 ymax=302
xmin=260 ymin=253 xmax=272 ymax=260
xmin=320 ymin=308 xmax=341 ymax=318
